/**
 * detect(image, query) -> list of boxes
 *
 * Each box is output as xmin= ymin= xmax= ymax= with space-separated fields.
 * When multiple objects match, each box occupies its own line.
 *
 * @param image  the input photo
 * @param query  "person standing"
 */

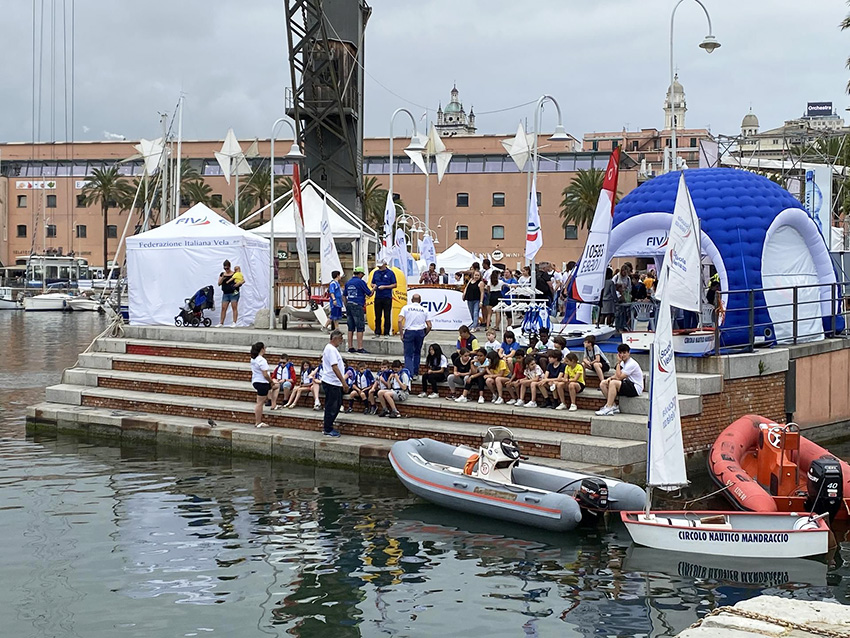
xmin=419 ymin=263 xmax=440 ymax=285
xmin=463 ymin=270 xmax=485 ymax=330
xmin=250 ymin=342 xmax=278 ymax=428
xmin=320 ymin=330 xmax=347 ymax=437
xmin=398 ymin=294 xmax=431 ymax=379
xmin=327 ymin=270 xmax=343 ymax=332
xmin=217 ymin=259 xmax=239 ymax=327
xmin=343 ymin=267 xmax=373 ymax=353
xmin=371 ymin=260 xmax=397 ymax=336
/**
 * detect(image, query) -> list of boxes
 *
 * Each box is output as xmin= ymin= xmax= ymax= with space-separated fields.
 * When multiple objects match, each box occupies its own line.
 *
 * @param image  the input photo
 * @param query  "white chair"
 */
xmin=631 ymin=301 xmax=656 ymax=330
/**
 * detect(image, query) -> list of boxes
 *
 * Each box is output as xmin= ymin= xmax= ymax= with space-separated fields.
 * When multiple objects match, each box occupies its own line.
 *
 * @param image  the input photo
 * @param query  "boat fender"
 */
xmin=793 ymin=517 xmax=819 ymax=531
xmin=463 ymin=453 xmax=480 ymax=476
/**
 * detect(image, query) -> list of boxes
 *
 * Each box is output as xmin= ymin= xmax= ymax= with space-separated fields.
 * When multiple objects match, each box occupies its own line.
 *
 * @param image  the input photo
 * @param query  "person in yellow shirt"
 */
xmin=484 ymin=350 xmax=511 ymax=404
xmin=231 ymin=265 xmax=245 ymax=288
xmin=562 ymin=352 xmax=585 ymax=412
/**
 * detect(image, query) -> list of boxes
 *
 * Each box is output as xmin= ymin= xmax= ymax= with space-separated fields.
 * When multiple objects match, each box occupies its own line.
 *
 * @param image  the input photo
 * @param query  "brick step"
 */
xmin=67 ymin=369 xmax=605 ymax=434
xmin=96 ymin=337 xmax=724 ymax=397
xmin=50 ymin=385 xmax=646 ymax=466
xmin=27 ymin=401 xmax=627 ymax=477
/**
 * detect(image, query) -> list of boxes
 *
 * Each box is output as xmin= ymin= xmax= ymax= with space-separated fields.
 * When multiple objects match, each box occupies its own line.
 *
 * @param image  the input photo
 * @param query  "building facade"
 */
xmin=434 ymin=85 xmax=476 ymax=137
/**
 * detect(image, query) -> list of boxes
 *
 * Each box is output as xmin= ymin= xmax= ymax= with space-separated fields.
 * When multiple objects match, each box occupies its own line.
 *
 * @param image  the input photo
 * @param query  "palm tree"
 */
xmin=183 ymin=180 xmax=216 ymax=207
xmin=842 ymin=4 xmax=850 ymax=92
xmin=81 ymin=166 xmax=133 ymax=270
xmin=240 ymin=166 xmax=293 ymax=223
xmin=559 ymin=168 xmax=613 ymax=230
xmin=362 ymin=176 xmax=405 ymax=232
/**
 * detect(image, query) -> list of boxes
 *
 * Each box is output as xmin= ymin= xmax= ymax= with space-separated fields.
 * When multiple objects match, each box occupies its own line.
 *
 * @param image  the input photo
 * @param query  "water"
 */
xmin=1 ymin=312 xmax=849 ymax=637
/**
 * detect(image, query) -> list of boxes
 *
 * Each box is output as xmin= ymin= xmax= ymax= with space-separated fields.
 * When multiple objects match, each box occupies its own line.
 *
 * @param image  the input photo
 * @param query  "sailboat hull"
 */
xmin=621 ymin=329 xmax=714 ymax=355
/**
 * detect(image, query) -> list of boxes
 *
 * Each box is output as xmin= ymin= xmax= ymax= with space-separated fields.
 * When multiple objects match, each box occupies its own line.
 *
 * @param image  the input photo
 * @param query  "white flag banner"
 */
xmin=420 ymin=234 xmax=437 ymax=268
xmin=572 ymin=148 xmax=620 ymax=305
xmin=320 ymin=194 xmax=344 ymax=284
xmin=655 ymin=173 xmax=701 ymax=312
xmin=647 ymin=267 xmax=688 ymax=489
xmin=379 ymin=190 xmax=396 ymax=262
xmin=394 ymin=227 xmax=409 ymax=272
xmin=525 ymin=176 xmax=543 ymax=262
xmin=291 ymin=164 xmax=310 ymax=287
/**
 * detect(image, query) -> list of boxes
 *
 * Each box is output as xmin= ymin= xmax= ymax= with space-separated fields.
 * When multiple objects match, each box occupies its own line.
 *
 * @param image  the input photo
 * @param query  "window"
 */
xmin=456 ymin=224 xmax=469 ymax=240
xmin=665 ymin=139 xmax=671 ymax=147
xmin=107 ymin=225 xmax=118 ymax=239
xmin=211 ymin=194 xmax=223 ymax=208
xmin=76 ymin=194 xmax=86 ymax=207
xmin=46 ymin=194 xmax=57 ymax=208
xmin=690 ymin=137 xmax=698 ymax=148
xmin=536 ymin=192 xmax=542 ymax=207
xmin=492 ymin=192 xmax=505 ymax=207
xmin=16 ymin=224 xmax=27 ymax=238
xmin=76 ymin=224 xmax=87 ymax=239
xmin=456 ymin=192 xmax=469 ymax=207
xmin=46 ymin=224 xmax=57 ymax=238
xmin=17 ymin=195 xmax=27 ymax=208
xmin=631 ymin=140 xmax=639 ymax=151
xmin=591 ymin=140 xmax=598 ymax=151
xmin=491 ymin=225 xmax=505 ymax=240
xmin=564 ymin=224 xmax=578 ymax=240
xmin=612 ymin=140 xmax=619 ymax=150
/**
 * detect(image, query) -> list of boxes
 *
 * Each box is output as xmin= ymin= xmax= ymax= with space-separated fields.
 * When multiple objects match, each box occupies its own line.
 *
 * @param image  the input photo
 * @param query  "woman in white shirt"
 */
xmin=250 ymin=342 xmax=278 ymax=428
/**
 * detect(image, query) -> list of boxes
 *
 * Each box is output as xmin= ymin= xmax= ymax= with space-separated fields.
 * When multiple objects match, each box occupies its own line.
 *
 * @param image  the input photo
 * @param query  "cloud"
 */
xmin=0 ymin=0 xmax=846 ymax=144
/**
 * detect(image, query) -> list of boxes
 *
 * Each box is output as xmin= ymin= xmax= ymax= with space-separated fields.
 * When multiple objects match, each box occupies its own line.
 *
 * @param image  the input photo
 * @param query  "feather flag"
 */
xmin=292 ymin=164 xmax=310 ymax=287
xmin=525 ymin=176 xmax=543 ymax=262
xmin=320 ymin=193 xmax=344 ymax=284
xmin=655 ymin=173 xmax=701 ymax=312
xmin=379 ymin=190 xmax=396 ymax=262
xmin=420 ymin=234 xmax=437 ymax=269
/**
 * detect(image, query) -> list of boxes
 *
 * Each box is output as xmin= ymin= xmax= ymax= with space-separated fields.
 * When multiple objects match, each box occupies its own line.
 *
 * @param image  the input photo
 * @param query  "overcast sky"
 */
xmin=2 ymin=0 xmax=848 ymax=145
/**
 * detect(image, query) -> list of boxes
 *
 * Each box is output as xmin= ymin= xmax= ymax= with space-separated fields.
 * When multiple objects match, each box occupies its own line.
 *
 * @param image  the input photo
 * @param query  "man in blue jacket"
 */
xmin=370 ymin=259 xmax=397 ymax=337
xmin=344 ymin=266 xmax=373 ymax=353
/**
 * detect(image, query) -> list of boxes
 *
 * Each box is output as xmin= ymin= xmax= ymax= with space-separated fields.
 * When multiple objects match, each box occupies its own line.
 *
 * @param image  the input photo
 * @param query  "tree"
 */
xmin=842 ymin=4 xmax=850 ymax=92
xmin=240 ymin=166 xmax=293 ymax=223
xmin=362 ymin=176 xmax=405 ymax=233
xmin=81 ymin=167 xmax=133 ymax=270
xmin=559 ymin=168 xmax=616 ymax=230
xmin=183 ymin=180 xmax=216 ymax=207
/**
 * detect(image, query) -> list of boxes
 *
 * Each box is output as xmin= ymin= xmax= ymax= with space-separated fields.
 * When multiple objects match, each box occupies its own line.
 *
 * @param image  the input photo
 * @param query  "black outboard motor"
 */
xmin=805 ymin=455 xmax=843 ymax=523
xmin=575 ymin=478 xmax=609 ymax=524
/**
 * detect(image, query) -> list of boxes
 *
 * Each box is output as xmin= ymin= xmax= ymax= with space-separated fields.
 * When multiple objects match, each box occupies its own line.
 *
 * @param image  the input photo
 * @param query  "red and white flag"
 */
xmin=525 ymin=176 xmax=543 ymax=262
xmin=292 ymin=164 xmax=310 ymax=287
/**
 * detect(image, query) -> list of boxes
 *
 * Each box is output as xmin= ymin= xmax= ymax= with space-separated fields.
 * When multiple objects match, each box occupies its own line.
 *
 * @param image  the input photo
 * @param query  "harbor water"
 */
xmin=1 ymin=311 xmax=849 ymax=637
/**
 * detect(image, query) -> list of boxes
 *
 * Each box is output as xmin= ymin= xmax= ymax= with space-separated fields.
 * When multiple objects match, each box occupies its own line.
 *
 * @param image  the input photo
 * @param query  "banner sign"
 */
xmin=16 ymin=180 xmax=56 ymax=190
xmin=804 ymin=166 xmax=832 ymax=244
xmin=806 ymin=102 xmax=832 ymax=117
xmin=409 ymin=287 xmax=468 ymax=330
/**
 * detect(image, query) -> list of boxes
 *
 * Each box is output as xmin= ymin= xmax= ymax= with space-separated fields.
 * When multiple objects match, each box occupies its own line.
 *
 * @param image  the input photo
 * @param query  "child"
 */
xmin=347 ymin=362 xmax=375 ymax=413
xmin=483 ymin=329 xmax=500 ymax=354
xmin=552 ymin=335 xmax=571 ymax=362
xmin=446 ymin=348 xmax=473 ymax=400
xmin=271 ymin=354 xmax=297 ymax=408
xmin=231 ymin=265 xmax=245 ymax=287
xmin=536 ymin=327 xmax=554 ymax=351
xmin=454 ymin=348 xmax=488 ymax=404
xmin=535 ymin=350 xmax=566 ymax=409
xmin=284 ymin=361 xmax=319 ymax=409
xmin=562 ymin=352 xmax=585 ymax=411
xmin=327 ymin=270 xmax=343 ymax=331
xmin=484 ymin=350 xmax=511 ymax=404
xmin=596 ymin=343 xmax=644 ymax=416
xmin=504 ymin=351 xmax=526 ymax=405
xmin=498 ymin=330 xmax=521 ymax=359
xmin=377 ymin=360 xmax=410 ymax=418
xmin=582 ymin=334 xmax=610 ymax=383
xmin=455 ymin=325 xmax=479 ymax=358
xmin=517 ymin=355 xmax=544 ymax=408
xmin=366 ymin=360 xmax=392 ymax=415
xmin=419 ymin=344 xmax=448 ymax=398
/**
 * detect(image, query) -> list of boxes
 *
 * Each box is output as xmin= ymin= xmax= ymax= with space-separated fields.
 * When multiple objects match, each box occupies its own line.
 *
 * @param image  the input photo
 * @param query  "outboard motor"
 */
xmin=805 ymin=455 xmax=843 ymax=523
xmin=575 ymin=478 xmax=609 ymax=524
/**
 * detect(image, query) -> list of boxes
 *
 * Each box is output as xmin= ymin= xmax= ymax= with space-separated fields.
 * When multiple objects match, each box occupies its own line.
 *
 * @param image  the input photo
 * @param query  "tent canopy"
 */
xmin=252 ymin=180 xmax=377 ymax=241
xmin=435 ymin=242 xmax=477 ymax=273
xmin=126 ymin=204 xmax=270 ymax=326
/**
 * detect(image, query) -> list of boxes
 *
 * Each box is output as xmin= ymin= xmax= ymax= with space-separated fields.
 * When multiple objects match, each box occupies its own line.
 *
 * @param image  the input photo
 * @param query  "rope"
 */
xmin=683 ymin=482 xmax=731 ymax=508
xmin=689 ymin=605 xmax=848 ymax=638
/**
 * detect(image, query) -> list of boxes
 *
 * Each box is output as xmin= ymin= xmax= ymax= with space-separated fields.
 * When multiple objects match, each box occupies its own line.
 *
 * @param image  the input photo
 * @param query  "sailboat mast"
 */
xmin=173 ymin=94 xmax=183 ymax=221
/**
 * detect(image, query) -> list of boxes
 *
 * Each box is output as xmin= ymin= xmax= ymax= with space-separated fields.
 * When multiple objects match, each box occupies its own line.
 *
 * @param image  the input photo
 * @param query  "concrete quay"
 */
xmin=26 ymin=324 xmax=798 ymax=478
xmin=677 ymin=594 xmax=850 ymax=637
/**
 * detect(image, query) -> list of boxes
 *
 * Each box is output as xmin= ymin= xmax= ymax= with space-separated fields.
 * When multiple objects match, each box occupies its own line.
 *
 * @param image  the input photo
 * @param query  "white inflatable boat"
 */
xmin=389 ymin=428 xmax=645 ymax=532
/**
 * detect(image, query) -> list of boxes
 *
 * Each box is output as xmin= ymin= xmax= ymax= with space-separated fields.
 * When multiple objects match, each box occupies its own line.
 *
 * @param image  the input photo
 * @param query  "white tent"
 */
xmin=126 ymin=204 xmax=270 ymax=326
xmin=435 ymin=242 xmax=478 ymax=274
xmin=252 ymin=180 xmax=377 ymax=241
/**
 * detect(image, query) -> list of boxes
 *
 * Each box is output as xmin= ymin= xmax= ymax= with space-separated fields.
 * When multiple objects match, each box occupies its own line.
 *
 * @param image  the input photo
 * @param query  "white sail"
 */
xmin=647 ymin=266 xmax=688 ymax=489
xmin=655 ymin=173 xmax=701 ymax=312
xmin=571 ymin=148 xmax=620 ymax=306
xmin=319 ymin=194 xmax=343 ymax=284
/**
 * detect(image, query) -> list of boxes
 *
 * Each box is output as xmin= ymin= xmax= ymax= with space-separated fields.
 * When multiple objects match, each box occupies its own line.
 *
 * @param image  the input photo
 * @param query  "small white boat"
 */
xmin=23 ymin=292 xmax=73 ymax=311
xmin=0 ymin=287 xmax=22 ymax=310
xmin=621 ymin=329 xmax=715 ymax=355
xmin=620 ymin=511 xmax=831 ymax=559
xmin=66 ymin=291 xmax=105 ymax=312
xmin=551 ymin=322 xmax=616 ymax=347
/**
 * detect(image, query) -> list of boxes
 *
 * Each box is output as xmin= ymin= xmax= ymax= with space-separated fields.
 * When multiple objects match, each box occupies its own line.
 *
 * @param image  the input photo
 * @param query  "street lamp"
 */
xmin=388 ymin=108 xmax=425 ymax=208
xmin=669 ymin=0 xmax=720 ymax=172
xmin=269 ymin=117 xmax=305 ymax=330
xmin=529 ymin=94 xmax=569 ymax=281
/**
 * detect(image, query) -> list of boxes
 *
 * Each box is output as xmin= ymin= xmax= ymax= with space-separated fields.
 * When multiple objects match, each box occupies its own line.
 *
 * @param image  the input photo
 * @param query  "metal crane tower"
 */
xmin=284 ymin=0 xmax=371 ymax=219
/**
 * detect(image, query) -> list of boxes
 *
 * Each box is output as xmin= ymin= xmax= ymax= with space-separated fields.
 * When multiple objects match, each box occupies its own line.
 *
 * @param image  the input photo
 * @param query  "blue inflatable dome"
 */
xmin=610 ymin=168 xmax=840 ymax=346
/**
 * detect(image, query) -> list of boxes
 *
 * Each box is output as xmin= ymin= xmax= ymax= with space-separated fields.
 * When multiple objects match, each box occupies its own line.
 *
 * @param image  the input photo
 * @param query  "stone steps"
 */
xmin=45 ymin=384 xmax=646 ymax=469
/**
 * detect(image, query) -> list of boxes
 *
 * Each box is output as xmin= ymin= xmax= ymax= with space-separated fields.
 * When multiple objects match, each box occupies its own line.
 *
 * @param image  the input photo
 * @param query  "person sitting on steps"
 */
xmin=377 ymin=360 xmax=410 ymax=418
xmin=596 ymin=343 xmax=644 ymax=416
xmin=454 ymin=348 xmax=488 ymax=404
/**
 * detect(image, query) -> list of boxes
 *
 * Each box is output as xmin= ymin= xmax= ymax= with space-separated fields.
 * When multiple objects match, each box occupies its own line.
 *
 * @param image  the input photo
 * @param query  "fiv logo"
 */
xmin=526 ymin=220 xmax=540 ymax=242
xmin=175 ymin=216 xmax=210 ymax=226
xmin=420 ymin=297 xmax=453 ymax=316
xmin=646 ymin=233 xmax=668 ymax=248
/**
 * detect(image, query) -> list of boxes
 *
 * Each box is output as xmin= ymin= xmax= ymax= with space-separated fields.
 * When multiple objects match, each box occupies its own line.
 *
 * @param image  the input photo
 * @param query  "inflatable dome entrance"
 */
xmin=611 ymin=168 xmax=841 ymax=346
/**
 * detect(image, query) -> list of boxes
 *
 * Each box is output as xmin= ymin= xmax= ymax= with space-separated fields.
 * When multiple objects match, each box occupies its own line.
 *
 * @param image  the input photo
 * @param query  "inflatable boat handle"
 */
xmin=452 ymin=481 xmax=469 ymax=489
xmin=525 ymin=496 xmax=541 ymax=504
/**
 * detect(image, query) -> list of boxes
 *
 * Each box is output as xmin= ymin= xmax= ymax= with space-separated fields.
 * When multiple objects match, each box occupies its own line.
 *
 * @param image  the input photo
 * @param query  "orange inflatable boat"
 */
xmin=708 ymin=414 xmax=850 ymax=522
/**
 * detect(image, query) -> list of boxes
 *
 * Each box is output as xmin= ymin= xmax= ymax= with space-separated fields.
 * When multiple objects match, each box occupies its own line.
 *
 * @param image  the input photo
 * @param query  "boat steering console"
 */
xmin=472 ymin=427 xmax=522 ymax=484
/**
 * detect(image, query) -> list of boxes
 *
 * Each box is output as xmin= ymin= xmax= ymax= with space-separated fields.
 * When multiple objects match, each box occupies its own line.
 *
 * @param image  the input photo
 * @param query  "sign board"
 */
xmin=408 ymin=286 xmax=468 ymax=330
xmin=16 ymin=180 xmax=56 ymax=190
xmin=804 ymin=167 xmax=832 ymax=244
xmin=806 ymin=102 xmax=832 ymax=117
xmin=491 ymin=249 xmax=504 ymax=261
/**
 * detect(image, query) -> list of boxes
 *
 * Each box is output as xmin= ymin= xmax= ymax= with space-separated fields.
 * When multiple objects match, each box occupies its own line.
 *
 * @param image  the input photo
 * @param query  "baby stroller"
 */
xmin=175 ymin=285 xmax=215 ymax=327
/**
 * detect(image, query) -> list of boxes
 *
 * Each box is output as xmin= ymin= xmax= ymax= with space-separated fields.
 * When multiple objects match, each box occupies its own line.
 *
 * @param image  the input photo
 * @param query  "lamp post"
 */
xmin=269 ymin=117 xmax=305 ymax=330
xmin=529 ymin=95 xmax=570 ymax=282
xmin=669 ymin=0 xmax=720 ymax=172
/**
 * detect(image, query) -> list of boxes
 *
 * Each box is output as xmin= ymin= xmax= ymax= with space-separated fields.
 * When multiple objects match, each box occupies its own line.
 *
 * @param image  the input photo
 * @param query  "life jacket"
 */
xmin=356 ymin=369 xmax=375 ymax=388
xmin=463 ymin=453 xmax=480 ymax=476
